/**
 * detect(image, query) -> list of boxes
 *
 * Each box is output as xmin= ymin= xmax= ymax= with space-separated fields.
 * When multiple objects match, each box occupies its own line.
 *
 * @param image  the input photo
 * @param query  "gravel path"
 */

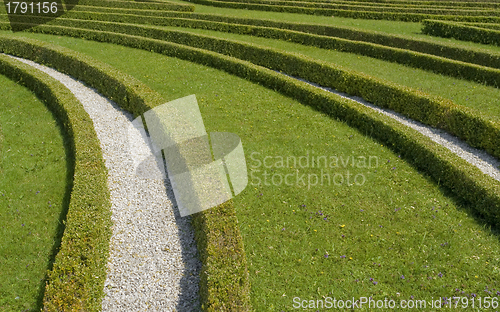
xmin=9 ymin=55 xmax=202 ymax=312
xmin=286 ymin=75 xmax=500 ymax=182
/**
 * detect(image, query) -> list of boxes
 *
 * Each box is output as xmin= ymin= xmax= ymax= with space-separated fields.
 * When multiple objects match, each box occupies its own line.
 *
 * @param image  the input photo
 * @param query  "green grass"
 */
xmin=5 ymin=33 xmax=500 ymax=310
xmin=87 ymin=23 xmax=500 ymax=121
xmin=0 ymin=73 xmax=70 ymax=312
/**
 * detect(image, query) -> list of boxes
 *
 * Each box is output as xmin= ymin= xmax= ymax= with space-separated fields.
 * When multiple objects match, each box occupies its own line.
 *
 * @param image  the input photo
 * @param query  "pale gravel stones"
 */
xmin=9 ymin=55 xmax=202 ymax=311
xmin=289 ymin=75 xmax=500 ymax=182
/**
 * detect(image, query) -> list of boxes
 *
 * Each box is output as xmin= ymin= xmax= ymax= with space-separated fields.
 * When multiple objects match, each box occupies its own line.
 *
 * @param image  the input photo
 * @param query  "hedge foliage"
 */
xmin=183 ymin=0 xmax=500 ymax=22
xmin=13 ymin=20 xmax=500 ymax=161
xmin=0 ymin=35 xmax=252 ymax=311
xmin=0 ymin=52 xmax=112 ymax=312
xmin=78 ymin=0 xmax=195 ymax=11
xmin=49 ymin=11 xmax=500 ymax=82
xmin=56 ymin=9 xmax=500 ymax=70
xmin=6 ymin=25 xmax=500 ymax=226
xmin=422 ymin=19 xmax=500 ymax=46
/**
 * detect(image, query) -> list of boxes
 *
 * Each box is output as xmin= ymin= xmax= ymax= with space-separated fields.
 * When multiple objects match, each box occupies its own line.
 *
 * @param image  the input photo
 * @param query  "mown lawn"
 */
xmin=0 ymin=73 xmax=70 ymax=311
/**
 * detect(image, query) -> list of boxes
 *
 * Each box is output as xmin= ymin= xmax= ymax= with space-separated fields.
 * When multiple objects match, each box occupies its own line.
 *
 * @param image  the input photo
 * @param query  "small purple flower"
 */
xmin=340 ymin=255 xmax=346 ymax=258
xmin=36 ymin=191 xmax=40 ymax=194
xmin=391 ymin=167 xmax=396 ymax=170
xmin=281 ymin=228 xmax=285 ymax=231
xmin=323 ymin=217 xmax=327 ymax=221
xmin=341 ymin=235 xmax=345 ymax=238
xmin=398 ymin=155 xmax=401 ymax=158
xmin=410 ymin=295 xmax=414 ymax=299
xmin=373 ymin=281 xmax=378 ymax=285
xmin=401 ymin=275 xmax=405 ymax=279
xmin=379 ymin=225 xmax=382 ymax=227
xmin=497 ymin=291 xmax=500 ymax=296
xmin=369 ymin=278 xmax=374 ymax=281
xmin=324 ymin=254 xmax=329 ymax=258
xmin=360 ymin=209 xmax=364 ymax=212
xmin=387 ymin=160 xmax=390 ymax=163
xmin=302 ymin=204 xmax=306 ymax=207
xmin=21 ymin=224 xmax=24 ymax=227
xmin=438 ymin=272 xmax=443 ymax=278
xmin=471 ymin=293 xmax=477 ymax=298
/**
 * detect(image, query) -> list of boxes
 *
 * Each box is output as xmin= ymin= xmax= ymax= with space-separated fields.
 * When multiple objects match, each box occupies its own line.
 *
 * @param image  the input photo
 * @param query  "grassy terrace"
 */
xmin=0 ymin=73 xmax=69 ymax=311
xmin=1 ymin=0 xmax=500 ymax=310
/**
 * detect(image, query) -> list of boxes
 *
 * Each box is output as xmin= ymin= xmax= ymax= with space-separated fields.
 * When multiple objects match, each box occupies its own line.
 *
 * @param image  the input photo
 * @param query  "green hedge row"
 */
xmin=262 ymin=0 xmax=500 ymax=9
xmin=14 ymin=20 xmax=500 ymax=160
xmin=464 ymin=22 xmax=500 ymax=30
xmin=183 ymin=0 xmax=500 ymax=22
xmin=0 ymin=35 xmax=251 ymax=311
xmin=0 ymin=51 xmax=112 ymax=312
xmin=51 ymin=12 xmax=500 ymax=84
xmin=207 ymin=0 xmax=500 ymax=17
xmin=77 ymin=0 xmax=195 ymax=11
xmin=422 ymin=19 xmax=500 ymax=46
xmin=10 ymin=25 xmax=500 ymax=229
xmin=61 ymin=9 xmax=500 ymax=70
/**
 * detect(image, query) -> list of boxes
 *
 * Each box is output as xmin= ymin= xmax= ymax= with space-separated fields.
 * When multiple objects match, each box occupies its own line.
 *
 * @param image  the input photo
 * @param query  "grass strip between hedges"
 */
xmin=0 ymin=35 xmax=252 ymax=311
xmin=0 ymin=52 xmax=112 ymax=312
xmin=7 ymin=19 xmax=500 ymax=162
xmin=3 ymin=28 xmax=500 ymax=227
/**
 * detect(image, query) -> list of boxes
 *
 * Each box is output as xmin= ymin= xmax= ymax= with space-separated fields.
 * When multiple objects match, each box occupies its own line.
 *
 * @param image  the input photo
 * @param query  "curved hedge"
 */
xmin=4 ymin=27 xmax=500 ymax=228
xmin=11 ymin=20 xmax=500 ymax=161
xmin=58 ymin=9 xmax=500 ymax=69
xmin=45 ymin=12 xmax=500 ymax=82
xmin=0 ymin=52 xmax=112 ymax=312
xmin=182 ymin=0 xmax=500 ymax=22
xmin=0 ymin=36 xmax=252 ymax=312
xmin=77 ymin=0 xmax=195 ymax=11
xmin=422 ymin=19 xmax=500 ymax=46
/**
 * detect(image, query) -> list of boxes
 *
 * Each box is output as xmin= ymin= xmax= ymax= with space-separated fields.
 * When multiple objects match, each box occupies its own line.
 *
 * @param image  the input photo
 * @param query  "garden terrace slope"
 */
xmin=9 ymin=21 xmax=500 ymax=163
xmin=2 ymin=29 xmax=500 ymax=227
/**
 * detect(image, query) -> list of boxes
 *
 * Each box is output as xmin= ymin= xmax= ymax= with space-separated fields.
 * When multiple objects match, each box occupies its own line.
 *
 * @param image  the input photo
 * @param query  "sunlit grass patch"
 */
xmin=0 ymin=74 xmax=69 ymax=312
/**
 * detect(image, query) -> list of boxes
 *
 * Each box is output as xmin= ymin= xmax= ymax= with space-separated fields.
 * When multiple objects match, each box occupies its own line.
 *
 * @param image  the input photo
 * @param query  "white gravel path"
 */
xmin=286 ymin=74 xmax=500 ymax=182
xmin=8 ymin=55 xmax=202 ymax=312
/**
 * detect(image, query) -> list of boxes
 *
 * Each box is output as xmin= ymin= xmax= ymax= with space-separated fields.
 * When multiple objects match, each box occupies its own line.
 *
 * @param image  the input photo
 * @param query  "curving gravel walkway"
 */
xmin=8 ymin=55 xmax=202 ymax=312
xmin=284 ymin=74 xmax=500 ymax=182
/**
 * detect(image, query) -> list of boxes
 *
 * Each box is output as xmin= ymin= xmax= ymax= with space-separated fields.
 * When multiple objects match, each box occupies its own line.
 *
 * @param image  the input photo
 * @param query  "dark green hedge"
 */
xmin=57 ymin=9 xmax=500 ymax=70
xmin=47 ymin=12 xmax=500 ymax=84
xmin=14 ymin=20 xmax=500 ymax=161
xmin=203 ymin=0 xmax=500 ymax=17
xmin=0 ymin=52 xmax=112 ymax=312
xmin=7 ymin=25 xmax=500 ymax=226
xmin=0 ymin=35 xmax=252 ymax=312
xmin=78 ymin=0 xmax=195 ymax=11
xmin=183 ymin=0 xmax=500 ymax=22
xmin=422 ymin=19 xmax=500 ymax=46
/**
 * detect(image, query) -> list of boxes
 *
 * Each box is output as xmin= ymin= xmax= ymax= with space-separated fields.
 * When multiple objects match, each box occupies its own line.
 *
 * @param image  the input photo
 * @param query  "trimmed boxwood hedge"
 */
xmin=0 ymin=36 xmax=252 ymax=311
xmin=5 ymin=27 xmax=500 ymax=228
xmin=11 ymin=20 xmax=500 ymax=161
xmin=422 ymin=19 xmax=500 ymax=46
xmin=45 ymin=11 xmax=500 ymax=82
xmin=55 ymin=9 xmax=500 ymax=69
xmin=0 ymin=52 xmax=112 ymax=312
xmin=77 ymin=0 xmax=195 ymax=11
xmin=182 ymin=0 xmax=500 ymax=22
